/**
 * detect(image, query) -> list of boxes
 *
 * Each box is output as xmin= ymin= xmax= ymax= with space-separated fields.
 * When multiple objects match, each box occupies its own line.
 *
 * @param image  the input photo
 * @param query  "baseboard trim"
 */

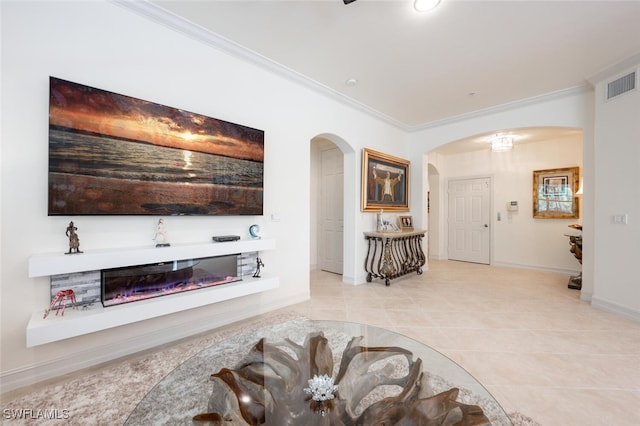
xmin=0 ymin=294 xmax=308 ymax=394
xmin=580 ymin=291 xmax=593 ymax=302
xmin=489 ymin=261 xmax=579 ymax=276
xmin=429 ymin=258 xmax=579 ymax=276
xmin=591 ymin=296 xmax=640 ymax=322
xmin=342 ymin=274 xmax=367 ymax=285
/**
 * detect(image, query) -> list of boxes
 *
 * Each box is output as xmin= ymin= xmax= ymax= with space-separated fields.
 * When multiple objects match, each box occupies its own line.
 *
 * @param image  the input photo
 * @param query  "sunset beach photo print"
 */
xmin=48 ymin=77 xmax=264 ymax=216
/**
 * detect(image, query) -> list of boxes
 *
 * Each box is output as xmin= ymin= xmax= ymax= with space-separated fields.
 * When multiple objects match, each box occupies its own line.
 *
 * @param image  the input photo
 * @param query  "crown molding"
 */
xmin=111 ymin=0 xmax=596 ymax=135
xmin=406 ymin=85 xmax=593 ymax=133
xmin=587 ymin=52 xmax=640 ymax=85
xmin=111 ymin=0 xmax=408 ymax=130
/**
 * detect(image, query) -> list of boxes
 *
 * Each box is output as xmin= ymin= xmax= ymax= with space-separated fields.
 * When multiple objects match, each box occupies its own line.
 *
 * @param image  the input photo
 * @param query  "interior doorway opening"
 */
xmin=310 ymin=136 xmax=347 ymax=277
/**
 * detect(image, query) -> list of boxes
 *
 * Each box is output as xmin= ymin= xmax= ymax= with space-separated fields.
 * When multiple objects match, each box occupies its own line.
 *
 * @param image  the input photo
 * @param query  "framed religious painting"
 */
xmin=532 ymin=167 xmax=580 ymax=219
xmin=361 ymin=148 xmax=409 ymax=212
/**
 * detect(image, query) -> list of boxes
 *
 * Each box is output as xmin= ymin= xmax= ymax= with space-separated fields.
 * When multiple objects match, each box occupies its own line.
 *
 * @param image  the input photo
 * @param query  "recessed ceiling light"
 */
xmin=414 ymin=0 xmax=442 ymax=12
xmin=345 ymin=78 xmax=358 ymax=87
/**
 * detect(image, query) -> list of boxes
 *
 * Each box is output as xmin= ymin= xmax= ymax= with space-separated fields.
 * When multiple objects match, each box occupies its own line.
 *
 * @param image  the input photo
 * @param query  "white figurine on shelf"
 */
xmin=154 ymin=218 xmax=170 ymax=247
xmin=377 ymin=209 xmax=385 ymax=231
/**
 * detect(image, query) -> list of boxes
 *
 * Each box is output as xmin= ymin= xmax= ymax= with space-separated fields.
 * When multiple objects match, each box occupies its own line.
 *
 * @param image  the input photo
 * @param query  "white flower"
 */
xmin=303 ymin=374 xmax=338 ymax=401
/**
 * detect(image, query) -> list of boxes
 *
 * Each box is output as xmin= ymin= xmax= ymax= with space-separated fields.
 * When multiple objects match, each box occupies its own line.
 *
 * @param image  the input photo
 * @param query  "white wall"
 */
xmin=410 ymin=91 xmax=593 ymax=272
xmin=426 ymin=136 xmax=583 ymax=273
xmin=0 ymin=1 xmax=407 ymax=391
xmin=2 ymin=0 xmax=638 ymax=393
xmin=590 ymin=58 xmax=640 ymax=318
xmin=427 ymin=163 xmax=441 ymax=259
xmin=409 ymin=80 xmax=640 ymax=321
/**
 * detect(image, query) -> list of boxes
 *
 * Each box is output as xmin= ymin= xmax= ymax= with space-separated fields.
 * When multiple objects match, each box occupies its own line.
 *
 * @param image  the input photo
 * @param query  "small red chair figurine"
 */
xmin=43 ymin=289 xmax=77 ymax=319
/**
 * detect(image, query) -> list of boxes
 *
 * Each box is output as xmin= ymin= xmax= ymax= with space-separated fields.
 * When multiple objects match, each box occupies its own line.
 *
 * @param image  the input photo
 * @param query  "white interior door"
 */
xmin=447 ymin=177 xmax=491 ymax=264
xmin=320 ymin=147 xmax=344 ymax=274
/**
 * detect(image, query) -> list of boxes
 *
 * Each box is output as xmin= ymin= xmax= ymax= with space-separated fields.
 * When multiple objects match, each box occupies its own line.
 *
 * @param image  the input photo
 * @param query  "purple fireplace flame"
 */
xmin=101 ymin=254 xmax=240 ymax=307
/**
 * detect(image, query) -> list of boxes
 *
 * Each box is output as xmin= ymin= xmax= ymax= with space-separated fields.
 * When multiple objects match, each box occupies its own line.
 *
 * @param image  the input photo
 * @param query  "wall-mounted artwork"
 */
xmin=533 ymin=167 xmax=580 ymax=219
xmin=361 ymin=148 xmax=409 ymax=212
xmin=48 ymin=77 xmax=264 ymax=216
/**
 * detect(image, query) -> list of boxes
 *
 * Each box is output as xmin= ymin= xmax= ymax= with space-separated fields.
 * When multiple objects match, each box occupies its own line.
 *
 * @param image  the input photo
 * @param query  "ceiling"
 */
xmin=146 ymin=0 xmax=640 ymax=149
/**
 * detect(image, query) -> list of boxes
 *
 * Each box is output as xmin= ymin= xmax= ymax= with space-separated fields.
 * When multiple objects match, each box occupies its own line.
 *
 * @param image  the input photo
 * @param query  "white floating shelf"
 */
xmin=26 ymin=276 xmax=279 ymax=347
xmin=29 ymin=239 xmax=275 ymax=278
xmin=27 ymin=238 xmax=278 ymax=346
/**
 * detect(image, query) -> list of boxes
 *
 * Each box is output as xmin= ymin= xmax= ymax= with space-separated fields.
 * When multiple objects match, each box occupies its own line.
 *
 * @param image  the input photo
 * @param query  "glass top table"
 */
xmin=126 ymin=319 xmax=512 ymax=425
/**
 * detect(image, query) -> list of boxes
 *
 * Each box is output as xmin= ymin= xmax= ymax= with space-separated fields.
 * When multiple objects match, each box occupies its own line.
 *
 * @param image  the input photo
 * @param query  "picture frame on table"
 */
xmin=399 ymin=215 xmax=414 ymax=231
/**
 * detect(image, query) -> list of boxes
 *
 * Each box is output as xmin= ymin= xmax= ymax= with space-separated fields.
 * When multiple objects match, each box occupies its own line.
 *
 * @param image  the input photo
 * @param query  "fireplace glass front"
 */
xmin=101 ymin=254 xmax=240 ymax=307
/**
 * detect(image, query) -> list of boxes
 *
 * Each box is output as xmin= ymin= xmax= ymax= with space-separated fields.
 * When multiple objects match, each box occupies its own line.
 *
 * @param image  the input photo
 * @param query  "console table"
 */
xmin=364 ymin=230 xmax=426 ymax=286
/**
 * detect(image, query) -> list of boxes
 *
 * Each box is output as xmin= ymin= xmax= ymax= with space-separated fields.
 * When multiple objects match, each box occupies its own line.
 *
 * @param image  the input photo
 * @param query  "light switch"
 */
xmin=612 ymin=214 xmax=628 ymax=225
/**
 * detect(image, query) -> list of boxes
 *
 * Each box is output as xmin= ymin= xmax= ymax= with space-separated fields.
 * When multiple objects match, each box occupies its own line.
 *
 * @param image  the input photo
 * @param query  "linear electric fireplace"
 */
xmin=101 ymin=254 xmax=241 ymax=307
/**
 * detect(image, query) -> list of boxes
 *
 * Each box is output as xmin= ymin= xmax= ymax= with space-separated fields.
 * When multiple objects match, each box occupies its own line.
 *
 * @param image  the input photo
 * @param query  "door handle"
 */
xmin=484 ymin=224 xmax=489 ymax=228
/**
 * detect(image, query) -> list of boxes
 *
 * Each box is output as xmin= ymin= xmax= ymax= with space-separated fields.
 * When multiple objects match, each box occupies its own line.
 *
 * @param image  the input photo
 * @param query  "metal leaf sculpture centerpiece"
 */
xmin=193 ymin=331 xmax=490 ymax=425
xmin=305 ymin=374 xmax=338 ymax=402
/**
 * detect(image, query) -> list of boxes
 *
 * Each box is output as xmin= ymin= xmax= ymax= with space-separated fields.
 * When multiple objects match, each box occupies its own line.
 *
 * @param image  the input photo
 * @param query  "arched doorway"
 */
xmin=310 ymin=134 xmax=356 ymax=281
xmin=427 ymin=162 xmax=441 ymax=260
xmin=425 ymin=126 xmax=582 ymax=268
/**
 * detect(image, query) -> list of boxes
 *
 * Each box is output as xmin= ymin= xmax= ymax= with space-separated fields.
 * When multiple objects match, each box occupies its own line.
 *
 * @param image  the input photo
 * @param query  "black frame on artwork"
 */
xmin=48 ymin=77 xmax=264 ymax=216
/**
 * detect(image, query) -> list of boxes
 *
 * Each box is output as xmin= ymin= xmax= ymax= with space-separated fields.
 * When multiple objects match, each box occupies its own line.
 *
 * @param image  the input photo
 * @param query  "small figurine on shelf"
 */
xmin=154 ymin=218 xmax=170 ymax=247
xmin=43 ymin=289 xmax=77 ymax=319
xmin=377 ymin=209 xmax=385 ymax=231
xmin=65 ymin=221 xmax=83 ymax=254
xmin=253 ymin=257 xmax=265 ymax=278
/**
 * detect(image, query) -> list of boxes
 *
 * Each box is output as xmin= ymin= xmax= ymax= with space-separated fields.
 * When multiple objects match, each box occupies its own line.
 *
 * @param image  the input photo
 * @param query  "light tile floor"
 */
xmin=287 ymin=260 xmax=640 ymax=426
